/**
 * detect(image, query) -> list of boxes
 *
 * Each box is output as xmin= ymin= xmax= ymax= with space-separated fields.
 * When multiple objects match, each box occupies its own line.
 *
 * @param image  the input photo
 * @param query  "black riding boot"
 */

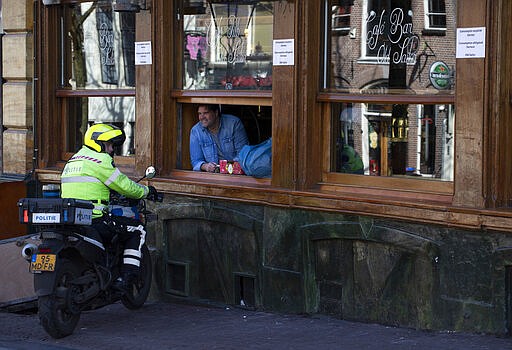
xmin=113 ymin=270 xmax=138 ymax=294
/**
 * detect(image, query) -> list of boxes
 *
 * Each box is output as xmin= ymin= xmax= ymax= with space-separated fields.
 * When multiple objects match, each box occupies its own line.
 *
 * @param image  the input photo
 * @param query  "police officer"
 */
xmin=60 ymin=123 xmax=158 ymax=292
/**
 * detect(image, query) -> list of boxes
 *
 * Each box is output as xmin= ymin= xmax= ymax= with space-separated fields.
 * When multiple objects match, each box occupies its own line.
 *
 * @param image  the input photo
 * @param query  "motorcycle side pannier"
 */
xmin=18 ymin=198 xmax=94 ymax=225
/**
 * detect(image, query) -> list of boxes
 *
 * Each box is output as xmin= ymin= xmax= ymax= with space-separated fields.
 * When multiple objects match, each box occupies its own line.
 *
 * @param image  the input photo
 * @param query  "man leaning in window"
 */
xmin=190 ymin=104 xmax=249 ymax=172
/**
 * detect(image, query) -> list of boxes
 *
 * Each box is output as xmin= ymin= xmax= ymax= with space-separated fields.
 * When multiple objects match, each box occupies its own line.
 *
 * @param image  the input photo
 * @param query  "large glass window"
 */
xmin=61 ymin=1 xmax=135 ymax=90
xmin=322 ymin=0 xmax=456 ymax=183
xmin=65 ymin=96 xmax=136 ymax=156
xmin=182 ymin=1 xmax=274 ymax=90
xmin=325 ymin=0 xmax=455 ymax=92
xmin=175 ymin=103 xmax=272 ymax=172
xmin=59 ymin=1 xmax=136 ymax=156
xmin=331 ymin=102 xmax=454 ymax=180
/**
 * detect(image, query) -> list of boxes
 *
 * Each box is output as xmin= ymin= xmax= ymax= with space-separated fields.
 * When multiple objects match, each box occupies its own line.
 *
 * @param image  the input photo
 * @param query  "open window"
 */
xmin=171 ymin=1 xmax=275 ymax=179
xmin=175 ymin=103 xmax=272 ymax=173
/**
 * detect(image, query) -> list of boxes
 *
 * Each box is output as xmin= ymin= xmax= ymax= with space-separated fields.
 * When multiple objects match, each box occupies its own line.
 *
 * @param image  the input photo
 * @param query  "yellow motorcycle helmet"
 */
xmin=84 ymin=123 xmax=126 ymax=153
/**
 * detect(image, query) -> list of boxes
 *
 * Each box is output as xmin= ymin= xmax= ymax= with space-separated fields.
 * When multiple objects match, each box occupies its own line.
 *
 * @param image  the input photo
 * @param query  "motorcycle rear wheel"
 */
xmin=38 ymin=259 xmax=82 ymax=338
xmin=121 ymin=244 xmax=152 ymax=309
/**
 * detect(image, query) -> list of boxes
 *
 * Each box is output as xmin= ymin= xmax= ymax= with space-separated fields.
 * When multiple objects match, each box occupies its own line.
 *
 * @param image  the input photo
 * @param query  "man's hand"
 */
xmin=202 ymin=162 xmax=219 ymax=172
xmin=147 ymin=185 xmax=158 ymax=200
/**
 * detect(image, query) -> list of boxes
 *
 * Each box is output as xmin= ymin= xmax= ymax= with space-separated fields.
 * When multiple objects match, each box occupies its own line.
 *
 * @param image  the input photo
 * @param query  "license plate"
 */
xmin=31 ymin=254 xmax=56 ymax=272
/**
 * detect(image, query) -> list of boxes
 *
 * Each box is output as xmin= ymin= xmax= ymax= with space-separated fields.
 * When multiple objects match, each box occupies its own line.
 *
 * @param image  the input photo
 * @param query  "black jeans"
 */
xmin=91 ymin=215 xmax=146 ymax=275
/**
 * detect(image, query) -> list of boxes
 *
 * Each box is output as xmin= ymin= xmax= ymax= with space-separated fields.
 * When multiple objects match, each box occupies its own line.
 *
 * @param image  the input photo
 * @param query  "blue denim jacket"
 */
xmin=190 ymin=114 xmax=249 ymax=171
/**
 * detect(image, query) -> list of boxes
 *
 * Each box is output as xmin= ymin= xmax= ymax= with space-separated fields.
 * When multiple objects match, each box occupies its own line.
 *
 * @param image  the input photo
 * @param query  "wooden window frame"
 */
xmin=317 ymin=94 xmax=454 ymax=202
xmin=315 ymin=0 xmax=456 ymax=203
xmin=169 ymin=90 xmax=272 ymax=187
xmin=424 ymin=0 xmax=447 ymax=31
xmin=158 ymin=1 xmax=279 ymax=186
xmin=55 ymin=89 xmax=137 ymax=169
xmin=36 ymin=0 xmax=141 ymax=175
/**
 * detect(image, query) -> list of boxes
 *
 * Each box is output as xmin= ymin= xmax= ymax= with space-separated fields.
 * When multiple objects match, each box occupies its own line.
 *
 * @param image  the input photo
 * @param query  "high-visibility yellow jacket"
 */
xmin=61 ymin=146 xmax=149 ymax=218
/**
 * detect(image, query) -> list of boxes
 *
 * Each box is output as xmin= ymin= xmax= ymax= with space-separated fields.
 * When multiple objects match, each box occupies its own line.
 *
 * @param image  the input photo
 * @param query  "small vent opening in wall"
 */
xmin=167 ymin=261 xmax=189 ymax=296
xmin=234 ymin=273 xmax=255 ymax=309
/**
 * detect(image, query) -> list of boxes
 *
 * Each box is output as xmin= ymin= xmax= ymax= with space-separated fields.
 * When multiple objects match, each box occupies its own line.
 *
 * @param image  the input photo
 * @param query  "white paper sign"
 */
xmin=135 ymin=41 xmax=152 ymax=65
xmin=456 ymin=27 xmax=485 ymax=58
xmin=273 ymin=39 xmax=294 ymax=66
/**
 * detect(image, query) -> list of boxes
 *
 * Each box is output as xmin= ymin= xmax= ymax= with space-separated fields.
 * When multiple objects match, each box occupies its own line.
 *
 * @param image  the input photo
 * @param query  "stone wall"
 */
xmin=150 ymin=194 xmax=512 ymax=335
xmin=1 ymin=0 xmax=33 ymax=175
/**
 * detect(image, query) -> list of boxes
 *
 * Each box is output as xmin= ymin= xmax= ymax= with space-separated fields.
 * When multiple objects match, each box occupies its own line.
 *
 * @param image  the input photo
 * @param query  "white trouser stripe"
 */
xmin=123 ymin=257 xmax=140 ymax=267
xmin=124 ymin=249 xmax=142 ymax=258
xmin=77 ymin=234 xmax=105 ymax=250
xmin=127 ymin=225 xmax=146 ymax=251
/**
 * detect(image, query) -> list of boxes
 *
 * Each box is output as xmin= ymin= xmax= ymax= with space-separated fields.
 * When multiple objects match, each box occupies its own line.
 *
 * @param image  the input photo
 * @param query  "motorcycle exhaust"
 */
xmin=21 ymin=243 xmax=38 ymax=261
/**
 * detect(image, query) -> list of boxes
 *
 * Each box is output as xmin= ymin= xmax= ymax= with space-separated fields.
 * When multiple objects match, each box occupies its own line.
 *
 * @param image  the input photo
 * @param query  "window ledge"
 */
xmin=34 ymin=168 xmax=512 ymax=233
xmin=154 ymin=176 xmax=512 ymax=233
xmin=320 ymin=173 xmax=453 ymax=198
xmin=422 ymin=28 xmax=447 ymax=36
xmin=168 ymin=170 xmax=271 ymax=188
xmin=317 ymin=182 xmax=453 ymax=205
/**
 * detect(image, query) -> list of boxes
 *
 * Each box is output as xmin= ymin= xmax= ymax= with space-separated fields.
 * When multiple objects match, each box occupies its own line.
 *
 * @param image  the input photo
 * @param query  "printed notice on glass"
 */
xmin=456 ymin=27 xmax=485 ymax=58
xmin=273 ymin=39 xmax=294 ymax=66
xmin=135 ymin=41 xmax=152 ymax=65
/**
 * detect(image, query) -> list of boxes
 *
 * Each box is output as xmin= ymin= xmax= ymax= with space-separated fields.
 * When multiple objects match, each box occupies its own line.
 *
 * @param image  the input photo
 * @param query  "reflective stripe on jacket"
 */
xmin=61 ymin=146 xmax=149 ymax=218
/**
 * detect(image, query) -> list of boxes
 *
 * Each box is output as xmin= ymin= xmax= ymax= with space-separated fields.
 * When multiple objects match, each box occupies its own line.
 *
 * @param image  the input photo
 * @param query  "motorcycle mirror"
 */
xmin=136 ymin=166 xmax=156 ymax=183
xmin=145 ymin=166 xmax=156 ymax=179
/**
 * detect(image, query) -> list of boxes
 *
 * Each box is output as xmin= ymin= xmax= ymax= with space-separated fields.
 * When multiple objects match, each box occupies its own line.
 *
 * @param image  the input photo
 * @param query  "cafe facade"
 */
xmin=3 ymin=0 xmax=512 ymax=335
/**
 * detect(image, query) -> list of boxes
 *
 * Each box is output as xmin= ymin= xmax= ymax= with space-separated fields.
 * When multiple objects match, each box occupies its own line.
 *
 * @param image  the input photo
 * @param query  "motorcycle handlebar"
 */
xmin=146 ymin=191 xmax=163 ymax=202
xmin=109 ymin=192 xmax=163 ymax=205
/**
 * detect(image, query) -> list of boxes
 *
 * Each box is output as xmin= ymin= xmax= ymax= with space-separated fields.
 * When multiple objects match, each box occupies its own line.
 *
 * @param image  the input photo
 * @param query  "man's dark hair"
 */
xmin=199 ymin=104 xmax=220 ymax=113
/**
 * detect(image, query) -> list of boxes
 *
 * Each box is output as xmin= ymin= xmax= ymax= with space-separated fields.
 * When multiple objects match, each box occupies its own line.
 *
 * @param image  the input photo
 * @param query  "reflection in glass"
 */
xmin=323 ymin=0 xmax=456 ymax=94
xmin=426 ymin=0 xmax=447 ymax=29
xmin=66 ymin=96 xmax=136 ymax=156
xmin=182 ymin=1 xmax=274 ymax=90
xmin=331 ymin=102 xmax=454 ymax=181
xmin=60 ymin=1 xmax=136 ymax=89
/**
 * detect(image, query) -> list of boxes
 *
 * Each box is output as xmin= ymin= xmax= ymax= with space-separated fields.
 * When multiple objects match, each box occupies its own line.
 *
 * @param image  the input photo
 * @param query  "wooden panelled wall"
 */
xmin=452 ymin=0 xmax=487 ymax=208
xmin=487 ymin=0 xmax=512 ymax=208
xmin=32 ymin=0 xmax=512 ymax=232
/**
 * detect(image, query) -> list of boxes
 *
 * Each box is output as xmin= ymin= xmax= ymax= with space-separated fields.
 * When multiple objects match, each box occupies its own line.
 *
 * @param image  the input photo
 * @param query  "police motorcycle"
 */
xmin=18 ymin=166 xmax=162 ymax=339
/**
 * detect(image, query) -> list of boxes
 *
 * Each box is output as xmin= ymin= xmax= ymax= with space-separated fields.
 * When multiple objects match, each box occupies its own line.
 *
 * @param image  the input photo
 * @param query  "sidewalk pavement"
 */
xmin=0 ymin=300 xmax=510 ymax=350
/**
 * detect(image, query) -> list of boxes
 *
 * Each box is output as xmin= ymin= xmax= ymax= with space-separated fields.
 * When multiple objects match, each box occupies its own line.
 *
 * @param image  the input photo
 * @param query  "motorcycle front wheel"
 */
xmin=38 ymin=258 xmax=82 ymax=339
xmin=121 ymin=244 xmax=152 ymax=310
